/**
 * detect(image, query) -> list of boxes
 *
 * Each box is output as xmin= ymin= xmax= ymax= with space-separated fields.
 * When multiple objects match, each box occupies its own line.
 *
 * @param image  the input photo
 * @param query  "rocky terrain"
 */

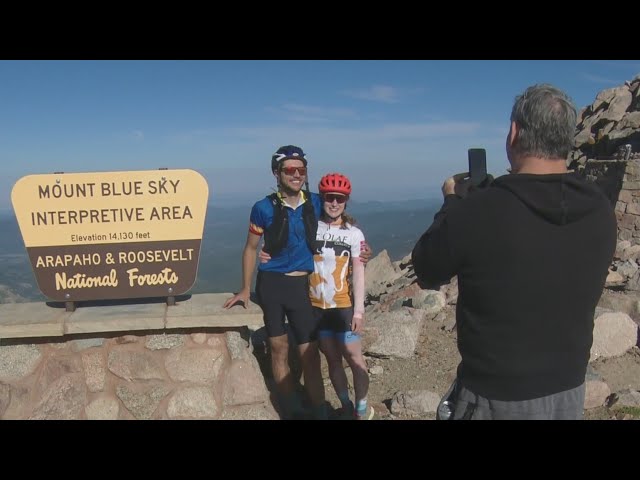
xmin=252 ymin=249 xmax=640 ymax=420
xmin=256 ymin=75 xmax=640 ymax=420
xmin=359 ymin=75 xmax=640 ymax=421
xmin=329 ymin=252 xmax=639 ymax=420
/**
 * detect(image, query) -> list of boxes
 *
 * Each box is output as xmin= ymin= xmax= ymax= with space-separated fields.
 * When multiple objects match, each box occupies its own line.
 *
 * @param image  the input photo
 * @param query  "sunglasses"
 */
xmin=324 ymin=194 xmax=348 ymax=204
xmin=281 ymin=166 xmax=307 ymax=176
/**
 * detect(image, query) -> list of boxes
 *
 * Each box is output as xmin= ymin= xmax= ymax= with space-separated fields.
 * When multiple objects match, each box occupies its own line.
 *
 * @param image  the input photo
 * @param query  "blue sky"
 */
xmin=1 ymin=60 xmax=639 ymax=210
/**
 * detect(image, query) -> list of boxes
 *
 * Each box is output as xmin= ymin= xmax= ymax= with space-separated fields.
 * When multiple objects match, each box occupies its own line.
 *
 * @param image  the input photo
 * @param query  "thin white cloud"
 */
xmin=153 ymin=120 xmax=487 ymax=171
xmin=375 ymin=122 xmax=480 ymax=139
xmin=281 ymin=103 xmax=356 ymax=118
xmin=216 ymin=121 xmax=482 ymax=147
xmin=582 ymin=73 xmax=623 ymax=85
xmin=343 ymin=85 xmax=401 ymax=104
xmin=263 ymin=103 xmax=358 ymax=124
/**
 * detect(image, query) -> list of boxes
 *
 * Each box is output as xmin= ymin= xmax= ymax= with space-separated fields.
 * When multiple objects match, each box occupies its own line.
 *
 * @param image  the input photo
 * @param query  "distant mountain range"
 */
xmin=0 ymin=198 xmax=441 ymax=302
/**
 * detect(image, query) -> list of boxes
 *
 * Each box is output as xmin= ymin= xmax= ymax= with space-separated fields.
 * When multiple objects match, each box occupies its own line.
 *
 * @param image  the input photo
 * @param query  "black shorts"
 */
xmin=313 ymin=306 xmax=361 ymax=344
xmin=255 ymin=271 xmax=319 ymax=345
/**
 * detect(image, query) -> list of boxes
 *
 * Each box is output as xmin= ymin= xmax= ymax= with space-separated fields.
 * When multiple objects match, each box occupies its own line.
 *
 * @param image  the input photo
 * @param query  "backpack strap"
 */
xmin=302 ymin=192 xmax=318 ymax=254
xmin=262 ymin=193 xmax=289 ymax=256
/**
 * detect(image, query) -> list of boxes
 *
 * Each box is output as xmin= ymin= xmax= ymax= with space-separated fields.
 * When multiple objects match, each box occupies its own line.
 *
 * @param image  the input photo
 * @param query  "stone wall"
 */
xmin=571 ymin=75 xmax=640 ymax=243
xmin=569 ymin=74 xmax=640 ymax=168
xmin=0 ymin=293 xmax=278 ymax=420
xmin=582 ymin=156 xmax=640 ymax=244
xmin=571 ymin=75 xmax=640 ymax=291
xmin=613 ymin=157 xmax=640 ymax=244
xmin=0 ymin=328 xmax=277 ymax=420
xmin=582 ymin=156 xmax=640 ymax=291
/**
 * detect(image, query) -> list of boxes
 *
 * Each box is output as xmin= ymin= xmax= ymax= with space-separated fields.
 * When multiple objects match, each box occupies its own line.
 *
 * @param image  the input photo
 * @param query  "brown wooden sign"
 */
xmin=11 ymin=169 xmax=209 ymax=302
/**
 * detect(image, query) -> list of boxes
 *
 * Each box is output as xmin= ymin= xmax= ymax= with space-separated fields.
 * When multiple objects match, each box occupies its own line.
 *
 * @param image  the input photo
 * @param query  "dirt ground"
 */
xmin=316 ymin=304 xmax=640 ymax=420
xmin=253 ymin=301 xmax=640 ymax=420
xmin=354 ymin=307 xmax=460 ymax=420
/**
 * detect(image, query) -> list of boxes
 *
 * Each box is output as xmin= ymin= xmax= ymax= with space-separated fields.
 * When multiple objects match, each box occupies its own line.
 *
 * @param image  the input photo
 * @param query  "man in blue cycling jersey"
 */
xmin=224 ymin=145 xmax=345 ymax=419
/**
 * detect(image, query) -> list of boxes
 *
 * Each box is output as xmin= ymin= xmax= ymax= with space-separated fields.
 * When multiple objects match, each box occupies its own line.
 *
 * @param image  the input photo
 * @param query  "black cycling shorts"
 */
xmin=314 ymin=306 xmax=361 ymax=344
xmin=255 ymin=271 xmax=319 ymax=345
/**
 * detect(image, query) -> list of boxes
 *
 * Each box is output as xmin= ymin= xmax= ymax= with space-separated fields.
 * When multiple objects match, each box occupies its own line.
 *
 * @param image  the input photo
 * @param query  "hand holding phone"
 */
xmin=468 ymin=148 xmax=487 ymax=186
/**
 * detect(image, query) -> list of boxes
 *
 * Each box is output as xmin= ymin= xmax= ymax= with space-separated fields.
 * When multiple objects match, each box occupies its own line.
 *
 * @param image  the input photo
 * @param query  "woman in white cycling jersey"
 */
xmin=309 ymin=172 xmax=372 ymax=420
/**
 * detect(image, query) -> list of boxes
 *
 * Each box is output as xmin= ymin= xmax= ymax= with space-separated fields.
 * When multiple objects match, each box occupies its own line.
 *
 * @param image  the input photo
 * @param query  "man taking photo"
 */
xmin=412 ymin=84 xmax=617 ymax=420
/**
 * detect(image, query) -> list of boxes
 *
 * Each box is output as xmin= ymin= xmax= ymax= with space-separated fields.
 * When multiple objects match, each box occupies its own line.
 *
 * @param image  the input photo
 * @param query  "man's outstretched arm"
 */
xmin=223 ymin=232 xmax=261 ymax=309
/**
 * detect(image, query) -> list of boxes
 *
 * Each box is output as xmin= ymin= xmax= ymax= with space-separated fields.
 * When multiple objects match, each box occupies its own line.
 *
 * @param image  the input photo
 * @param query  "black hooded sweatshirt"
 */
xmin=412 ymin=172 xmax=616 ymax=401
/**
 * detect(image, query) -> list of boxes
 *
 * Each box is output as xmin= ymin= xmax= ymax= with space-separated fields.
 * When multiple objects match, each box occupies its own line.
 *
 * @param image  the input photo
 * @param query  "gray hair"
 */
xmin=510 ymin=84 xmax=577 ymax=160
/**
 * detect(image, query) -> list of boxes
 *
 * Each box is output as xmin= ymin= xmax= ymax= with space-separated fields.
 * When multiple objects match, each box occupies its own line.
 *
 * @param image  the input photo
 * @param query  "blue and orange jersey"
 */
xmin=249 ymin=191 xmax=322 ymax=273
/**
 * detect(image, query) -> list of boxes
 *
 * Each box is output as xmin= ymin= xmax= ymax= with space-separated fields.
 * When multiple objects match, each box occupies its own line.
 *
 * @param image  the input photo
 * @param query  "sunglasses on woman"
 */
xmin=323 ymin=194 xmax=348 ymax=204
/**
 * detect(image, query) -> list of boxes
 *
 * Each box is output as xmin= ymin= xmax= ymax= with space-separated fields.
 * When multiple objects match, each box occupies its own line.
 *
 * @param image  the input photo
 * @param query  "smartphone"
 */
xmin=468 ymin=148 xmax=487 ymax=186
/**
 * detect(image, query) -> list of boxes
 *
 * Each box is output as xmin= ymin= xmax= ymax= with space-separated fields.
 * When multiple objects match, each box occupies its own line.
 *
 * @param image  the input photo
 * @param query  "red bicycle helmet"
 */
xmin=318 ymin=173 xmax=352 ymax=195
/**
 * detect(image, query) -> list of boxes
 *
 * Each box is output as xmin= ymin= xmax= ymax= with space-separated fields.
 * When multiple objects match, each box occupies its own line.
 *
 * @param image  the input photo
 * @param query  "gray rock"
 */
xmin=116 ymin=384 xmax=170 ymax=420
xmin=70 ymin=338 xmax=105 ymax=352
xmin=584 ymin=380 xmax=611 ymax=409
xmin=86 ymin=397 xmax=119 ymax=420
xmin=108 ymin=349 xmax=164 ymax=381
xmin=412 ymin=290 xmax=446 ymax=315
xmin=30 ymin=375 xmax=87 ymax=420
xmin=390 ymin=390 xmax=441 ymax=415
xmin=223 ymin=359 xmax=268 ymax=406
xmin=36 ymin=355 xmax=82 ymax=398
xmin=167 ymin=386 xmax=219 ymax=419
xmin=145 ymin=334 xmax=184 ymax=350
xmin=0 ymin=344 xmax=42 ymax=382
xmin=363 ymin=309 xmax=425 ymax=359
xmin=609 ymin=389 xmax=640 ymax=409
xmin=590 ymin=312 xmax=639 ymax=361
xmin=165 ymin=348 xmax=226 ymax=385
xmin=365 ymin=250 xmax=402 ymax=297
xmin=225 ymin=329 xmax=251 ymax=361
xmin=618 ymin=260 xmax=638 ymax=279
xmin=82 ymin=350 xmax=106 ymax=393
xmin=443 ymin=315 xmax=456 ymax=332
